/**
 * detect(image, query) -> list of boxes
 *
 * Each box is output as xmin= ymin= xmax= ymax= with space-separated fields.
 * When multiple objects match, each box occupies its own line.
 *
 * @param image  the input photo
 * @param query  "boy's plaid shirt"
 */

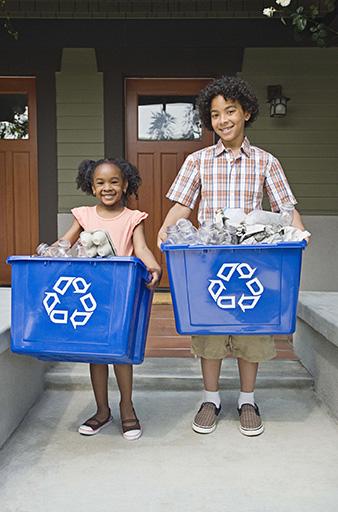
xmin=166 ymin=137 xmax=297 ymax=225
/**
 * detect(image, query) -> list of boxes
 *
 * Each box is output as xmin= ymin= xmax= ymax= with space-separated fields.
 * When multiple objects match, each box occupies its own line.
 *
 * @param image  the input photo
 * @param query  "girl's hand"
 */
xmin=147 ymin=267 xmax=162 ymax=290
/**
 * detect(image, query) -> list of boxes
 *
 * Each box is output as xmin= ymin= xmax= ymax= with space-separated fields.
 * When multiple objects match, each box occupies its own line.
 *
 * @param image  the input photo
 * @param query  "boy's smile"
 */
xmin=210 ymin=96 xmax=251 ymax=151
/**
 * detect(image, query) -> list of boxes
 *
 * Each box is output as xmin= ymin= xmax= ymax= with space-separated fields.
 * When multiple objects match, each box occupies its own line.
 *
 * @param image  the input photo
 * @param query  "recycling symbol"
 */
xmin=208 ymin=263 xmax=264 ymax=312
xmin=42 ymin=276 xmax=97 ymax=329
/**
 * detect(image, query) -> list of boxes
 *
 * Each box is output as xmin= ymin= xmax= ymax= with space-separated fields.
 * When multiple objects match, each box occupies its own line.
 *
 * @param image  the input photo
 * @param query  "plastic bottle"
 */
xmin=165 ymin=225 xmax=181 ymax=245
xmin=279 ymin=203 xmax=295 ymax=226
xmin=57 ymin=239 xmax=71 ymax=257
xmin=35 ymin=243 xmax=50 ymax=256
xmin=73 ymin=241 xmax=87 ymax=257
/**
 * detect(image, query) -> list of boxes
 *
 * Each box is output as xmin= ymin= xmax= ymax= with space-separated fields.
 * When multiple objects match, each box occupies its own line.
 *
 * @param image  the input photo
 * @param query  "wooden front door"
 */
xmin=0 ymin=77 xmax=39 ymax=285
xmin=125 ymin=78 xmax=214 ymax=287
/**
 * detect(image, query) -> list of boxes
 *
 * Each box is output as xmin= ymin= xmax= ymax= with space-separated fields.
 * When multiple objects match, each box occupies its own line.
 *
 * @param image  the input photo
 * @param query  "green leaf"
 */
xmin=295 ymin=16 xmax=308 ymax=32
xmin=324 ymin=0 xmax=336 ymax=12
xmin=309 ymin=6 xmax=319 ymax=17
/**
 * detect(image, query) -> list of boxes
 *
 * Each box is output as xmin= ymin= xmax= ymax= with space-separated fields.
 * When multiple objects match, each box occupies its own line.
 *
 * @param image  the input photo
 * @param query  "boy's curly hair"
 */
xmin=76 ymin=158 xmax=141 ymax=205
xmin=197 ymin=76 xmax=259 ymax=130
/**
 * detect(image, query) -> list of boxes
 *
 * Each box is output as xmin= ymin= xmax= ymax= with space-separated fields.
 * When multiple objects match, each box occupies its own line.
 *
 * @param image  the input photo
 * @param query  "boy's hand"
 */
xmin=147 ymin=267 xmax=163 ymax=290
xmin=157 ymin=228 xmax=167 ymax=249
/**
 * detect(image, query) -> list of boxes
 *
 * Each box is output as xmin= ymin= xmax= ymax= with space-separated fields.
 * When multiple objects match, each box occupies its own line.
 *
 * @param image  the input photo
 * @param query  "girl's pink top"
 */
xmin=71 ymin=206 xmax=148 ymax=256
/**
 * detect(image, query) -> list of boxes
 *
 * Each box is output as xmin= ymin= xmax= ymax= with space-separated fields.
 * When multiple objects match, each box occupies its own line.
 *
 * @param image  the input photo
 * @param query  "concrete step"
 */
xmin=45 ymin=358 xmax=313 ymax=391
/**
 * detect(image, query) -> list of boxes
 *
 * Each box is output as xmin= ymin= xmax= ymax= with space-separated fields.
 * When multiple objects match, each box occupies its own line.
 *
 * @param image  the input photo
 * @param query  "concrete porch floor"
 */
xmin=1 ymin=386 xmax=338 ymax=512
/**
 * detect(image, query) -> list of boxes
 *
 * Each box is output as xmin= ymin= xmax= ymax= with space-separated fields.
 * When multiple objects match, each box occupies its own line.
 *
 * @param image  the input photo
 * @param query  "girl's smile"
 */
xmin=91 ymin=163 xmax=127 ymax=210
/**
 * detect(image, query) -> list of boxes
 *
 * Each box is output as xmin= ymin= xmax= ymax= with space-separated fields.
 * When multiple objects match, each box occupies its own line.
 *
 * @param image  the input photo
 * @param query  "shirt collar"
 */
xmin=214 ymin=136 xmax=251 ymax=158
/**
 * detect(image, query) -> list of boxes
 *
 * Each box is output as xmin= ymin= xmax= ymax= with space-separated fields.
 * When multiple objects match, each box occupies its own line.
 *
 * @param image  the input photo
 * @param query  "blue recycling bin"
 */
xmin=162 ymin=241 xmax=306 ymax=335
xmin=7 ymin=256 xmax=153 ymax=364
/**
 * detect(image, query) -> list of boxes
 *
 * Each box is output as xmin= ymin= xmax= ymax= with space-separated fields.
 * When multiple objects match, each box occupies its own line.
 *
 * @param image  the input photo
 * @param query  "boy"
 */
xmin=157 ymin=76 xmax=306 ymax=437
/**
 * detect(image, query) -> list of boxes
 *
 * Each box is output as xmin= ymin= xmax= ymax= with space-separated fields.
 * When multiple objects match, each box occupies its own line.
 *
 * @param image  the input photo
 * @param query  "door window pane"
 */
xmin=138 ymin=95 xmax=202 ymax=141
xmin=0 ymin=94 xmax=29 ymax=139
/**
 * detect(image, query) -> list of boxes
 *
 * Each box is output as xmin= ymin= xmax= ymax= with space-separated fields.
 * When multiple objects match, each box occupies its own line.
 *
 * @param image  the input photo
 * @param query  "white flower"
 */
xmin=263 ymin=7 xmax=276 ymax=17
xmin=276 ymin=0 xmax=291 ymax=6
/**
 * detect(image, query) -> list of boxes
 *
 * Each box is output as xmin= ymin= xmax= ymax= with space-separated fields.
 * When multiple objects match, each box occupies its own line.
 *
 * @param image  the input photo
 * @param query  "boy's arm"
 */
xmin=291 ymin=209 xmax=306 ymax=231
xmin=157 ymin=202 xmax=192 ymax=248
xmin=133 ymin=222 xmax=162 ymax=289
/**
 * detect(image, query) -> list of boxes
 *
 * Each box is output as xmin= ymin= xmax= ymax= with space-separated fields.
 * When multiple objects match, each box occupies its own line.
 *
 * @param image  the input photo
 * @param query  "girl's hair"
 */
xmin=76 ymin=158 xmax=142 ymax=204
xmin=197 ymin=75 xmax=259 ymax=130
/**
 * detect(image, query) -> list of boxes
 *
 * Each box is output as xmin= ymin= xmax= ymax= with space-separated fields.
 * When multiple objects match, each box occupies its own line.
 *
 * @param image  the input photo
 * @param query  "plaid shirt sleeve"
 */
xmin=166 ymin=153 xmax=201 ymax=209
xmin=264 ymin=156 xmax=297 ymax=212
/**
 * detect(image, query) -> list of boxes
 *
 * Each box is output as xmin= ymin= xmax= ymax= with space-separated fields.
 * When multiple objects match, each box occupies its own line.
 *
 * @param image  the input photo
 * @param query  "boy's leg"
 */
xmin=114 ymin=364 xmax=142 ymax=440
xmin=237 ymin=357 xmax=258 ymax=393
xmin=201 ymin=357 xmax=222 ymax=392
xmin=78 ymin=363 xmax=112 ymax=435
xmin=233 ymin=335 xmax=276 ymax=436
xmin=191 ymin=336 xmax=227 ymax=434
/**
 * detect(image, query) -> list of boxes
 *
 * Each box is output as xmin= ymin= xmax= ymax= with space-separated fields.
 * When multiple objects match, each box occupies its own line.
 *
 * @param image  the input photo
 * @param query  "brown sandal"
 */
xmin=78 ymin=410 xmax=112 ymax=436
xmin=120 ymin=406 xmax=142 ymax=440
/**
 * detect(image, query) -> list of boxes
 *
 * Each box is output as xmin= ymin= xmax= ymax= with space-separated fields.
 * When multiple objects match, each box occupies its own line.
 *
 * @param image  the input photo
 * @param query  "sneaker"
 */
xmin=237 ymin=403 xmax=264 ymax=437
xmin=192 ymin=402 xmax=221 ymax=434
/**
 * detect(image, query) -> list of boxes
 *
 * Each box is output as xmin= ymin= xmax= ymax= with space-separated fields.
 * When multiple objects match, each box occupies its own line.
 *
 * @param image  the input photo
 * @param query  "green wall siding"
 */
xmin=56 ymin=48 xmax=104 ymax=213
xmin=240 ymin=48 xmax=338 ymax=214
xmin=57 ymin=47 xmax=338 ymax=215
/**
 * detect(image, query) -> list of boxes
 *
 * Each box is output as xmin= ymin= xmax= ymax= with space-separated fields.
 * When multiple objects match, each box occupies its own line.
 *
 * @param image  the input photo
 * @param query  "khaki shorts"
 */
xmin=191 ymin=334 xmax=276 ymax=363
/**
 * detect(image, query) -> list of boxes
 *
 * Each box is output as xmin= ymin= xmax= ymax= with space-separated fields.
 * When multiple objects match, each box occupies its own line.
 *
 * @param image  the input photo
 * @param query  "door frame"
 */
xmin=0 ymin=77 xmax=39 ymax=284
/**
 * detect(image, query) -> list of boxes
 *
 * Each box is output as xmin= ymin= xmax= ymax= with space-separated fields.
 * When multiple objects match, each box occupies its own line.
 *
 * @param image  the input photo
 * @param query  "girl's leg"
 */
xmin=78 ymin=364 xmax=111 ymax=435
xmin=113 ymin=364 xmax=135 ymax=419
xmin=114 ymin=364 xmax=141 ymax=439
xmin=89 ymin=363 xmax=110 ymax=420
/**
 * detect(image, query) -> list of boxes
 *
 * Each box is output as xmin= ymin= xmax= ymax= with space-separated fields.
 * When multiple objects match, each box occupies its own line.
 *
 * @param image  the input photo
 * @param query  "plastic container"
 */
xmin=162 ymin=241 xmax=306 ymax=335
xmin=7 ymin=256 xmax=153 ymax=364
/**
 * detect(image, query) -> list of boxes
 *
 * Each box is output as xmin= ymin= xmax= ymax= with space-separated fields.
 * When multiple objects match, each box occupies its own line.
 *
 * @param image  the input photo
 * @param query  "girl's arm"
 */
xmin=57 ymin=218 xmax=83 ymax=246
xmin=133 ymin=222 xmax=162 ymax=289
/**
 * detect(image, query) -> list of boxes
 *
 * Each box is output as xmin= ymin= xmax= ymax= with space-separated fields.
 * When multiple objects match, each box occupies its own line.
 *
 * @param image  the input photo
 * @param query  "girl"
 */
xmin=60 ymin=157 xmax=162 ymax=440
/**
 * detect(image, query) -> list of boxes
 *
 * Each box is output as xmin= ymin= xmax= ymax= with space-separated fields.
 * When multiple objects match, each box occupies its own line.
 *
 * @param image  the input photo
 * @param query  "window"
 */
xmin=138 ymin=95 xmax=202 ymax=141
xmin=0 ymin=94 xmax=29 ymax=139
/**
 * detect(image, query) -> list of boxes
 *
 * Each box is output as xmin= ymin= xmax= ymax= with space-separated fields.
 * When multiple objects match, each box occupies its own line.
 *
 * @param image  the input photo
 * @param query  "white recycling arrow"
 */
xmin=53 ymin=276 xmax=75 ymax=295
xmin=217 ymin=295 xmax=236 ymax=309
xmin=245 ymin=277 xmax=264 ymax=296
xmin=50 ymin=309 xmax=68 ymax=323
xmin=238 ymin=294 xmax=261 ymax=312
xmin=72 ymin=277 xmax=91 ymax=294
xmin=208 ymin=279 xmax=227 ymax=301
xmin=236 ymin=263 xmax=256 ymax=279
xmin=80 ymin=293 xmax=97 ymax=312
xmin=70 ymin=310 xmax=93 ymax=329
xmin=43 ymin=292 xmax=60 ymax=315
xmin=217 ymin=263 xmax=238 ymax=282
